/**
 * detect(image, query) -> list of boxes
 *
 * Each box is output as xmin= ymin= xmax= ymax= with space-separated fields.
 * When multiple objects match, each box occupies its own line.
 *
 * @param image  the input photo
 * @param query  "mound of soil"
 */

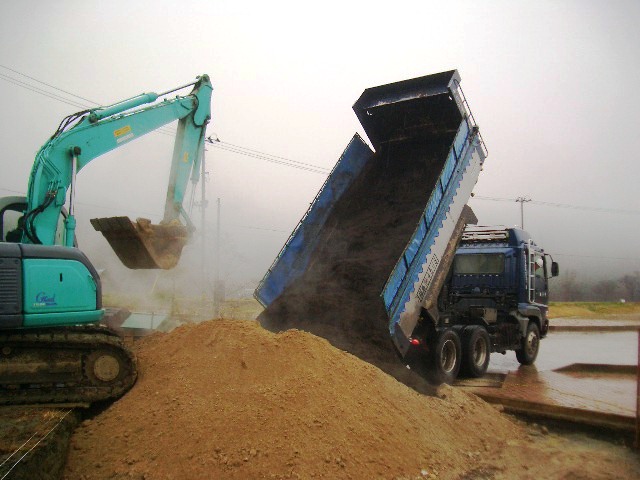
xmin=64 ymin=319 xmax=519 ymax=479
xmin=63 ymin=320 xmax=640 ymax=479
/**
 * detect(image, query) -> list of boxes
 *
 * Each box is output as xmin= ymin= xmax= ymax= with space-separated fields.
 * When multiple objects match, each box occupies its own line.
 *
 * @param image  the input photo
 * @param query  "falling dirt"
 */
xmin=63 ymin=319 xmax=640 ymax=480
xmin=259 ymin=138 xmax=452 ymax=393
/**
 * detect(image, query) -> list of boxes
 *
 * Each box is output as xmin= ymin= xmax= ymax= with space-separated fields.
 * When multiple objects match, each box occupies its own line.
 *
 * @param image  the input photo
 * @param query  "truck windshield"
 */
xmin=453 ymin=253 xmax=505 ymax=274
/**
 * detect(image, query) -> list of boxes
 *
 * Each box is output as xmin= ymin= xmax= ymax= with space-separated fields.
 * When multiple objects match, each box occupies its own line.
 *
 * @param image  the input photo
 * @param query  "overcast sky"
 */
xmin=0 ymin=0 xmax=639 ymax=292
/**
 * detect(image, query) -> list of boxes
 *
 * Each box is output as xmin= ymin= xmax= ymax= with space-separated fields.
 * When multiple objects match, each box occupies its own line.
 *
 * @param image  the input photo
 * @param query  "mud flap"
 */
xmin=90 ymin=217 xmax=189 ymax=269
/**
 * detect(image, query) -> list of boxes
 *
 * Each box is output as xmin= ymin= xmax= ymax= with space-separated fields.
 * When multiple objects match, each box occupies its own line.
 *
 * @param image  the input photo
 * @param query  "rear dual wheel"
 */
xmin=460 ymin=326 xmax=491 ymax=378
xmin=427 ymin=329 xmax=461 ymax=385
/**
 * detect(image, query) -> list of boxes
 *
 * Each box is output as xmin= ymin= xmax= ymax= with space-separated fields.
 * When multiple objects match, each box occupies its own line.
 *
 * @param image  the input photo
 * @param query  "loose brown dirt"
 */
xmin=63 ymin=319 xmax=640 ymax=480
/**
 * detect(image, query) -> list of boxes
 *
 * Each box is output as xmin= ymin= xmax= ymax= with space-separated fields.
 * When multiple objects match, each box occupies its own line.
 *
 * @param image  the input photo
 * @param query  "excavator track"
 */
xmin=0 ymin=326 xmax=137 ymax=405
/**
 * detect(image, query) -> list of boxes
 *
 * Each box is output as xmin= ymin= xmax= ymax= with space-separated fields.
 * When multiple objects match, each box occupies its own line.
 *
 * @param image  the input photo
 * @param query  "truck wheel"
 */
xmin=427 ymin=329 xmax=462 ymax=385
xmin=515 ymin=322 xmax=540 ymax=365
xmin=461 ymin=326 xmax=490 ymax=378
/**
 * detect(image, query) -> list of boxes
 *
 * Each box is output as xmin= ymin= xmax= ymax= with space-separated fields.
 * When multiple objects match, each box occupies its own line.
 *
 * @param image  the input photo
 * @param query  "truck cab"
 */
xmin=421 ymin=226 xmax=559 ymax=382
xmin=448 ymin=226 xmax=557 ymax=331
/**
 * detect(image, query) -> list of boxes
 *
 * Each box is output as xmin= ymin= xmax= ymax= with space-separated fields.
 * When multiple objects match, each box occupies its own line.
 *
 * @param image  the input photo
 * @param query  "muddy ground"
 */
xmin=0 ymin=407 xmax=79 ymax=479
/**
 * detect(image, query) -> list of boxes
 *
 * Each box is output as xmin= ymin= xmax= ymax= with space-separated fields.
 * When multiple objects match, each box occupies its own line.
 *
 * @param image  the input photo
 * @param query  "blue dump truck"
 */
xmin=255 ymin=71 xmax=558 ymax=388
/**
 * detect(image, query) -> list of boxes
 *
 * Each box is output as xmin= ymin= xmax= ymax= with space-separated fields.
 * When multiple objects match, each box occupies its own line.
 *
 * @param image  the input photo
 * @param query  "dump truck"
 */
xmin=256 ymin=70 xmax=557 ymax=387
xmin=437 ymin=225 xmax=558 ymax=380
xmin=0 ymin=74 xmax=212 ymax=404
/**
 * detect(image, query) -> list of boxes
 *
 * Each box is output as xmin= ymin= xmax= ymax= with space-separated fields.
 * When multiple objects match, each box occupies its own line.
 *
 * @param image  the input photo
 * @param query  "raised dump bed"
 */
xmin=256 ymin=71 xmax=487 ymax=388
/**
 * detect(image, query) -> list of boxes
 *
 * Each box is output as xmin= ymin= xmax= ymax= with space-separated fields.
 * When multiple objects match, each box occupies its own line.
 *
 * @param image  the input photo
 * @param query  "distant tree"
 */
xmin=591 ymin=279 xmax=620 ymax=302
xmin=555 ymin=270 xmax=582 ymax=301
xmin=619 ymin=272 xmax=640 ymax=302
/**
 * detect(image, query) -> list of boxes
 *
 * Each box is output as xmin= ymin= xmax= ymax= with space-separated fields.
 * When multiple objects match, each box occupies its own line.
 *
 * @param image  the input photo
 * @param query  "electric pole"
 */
xmin=515 ymin=196 xmax=531 ymax=229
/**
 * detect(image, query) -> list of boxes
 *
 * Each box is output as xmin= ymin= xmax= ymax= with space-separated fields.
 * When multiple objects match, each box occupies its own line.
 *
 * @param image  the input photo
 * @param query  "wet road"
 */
xmin=489 ymin=329 xmax=638 ymax=374
xmin=459 ymin=318 xmax=640 ymax=426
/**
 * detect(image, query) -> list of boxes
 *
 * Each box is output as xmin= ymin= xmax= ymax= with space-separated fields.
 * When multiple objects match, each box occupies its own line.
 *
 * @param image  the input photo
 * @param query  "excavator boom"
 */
xmin=22 ymin=75 xmax=212 ymax=269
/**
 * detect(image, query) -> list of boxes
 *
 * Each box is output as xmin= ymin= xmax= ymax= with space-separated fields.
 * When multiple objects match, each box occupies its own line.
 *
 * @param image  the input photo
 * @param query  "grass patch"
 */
xmin=103 ymin=292 xmax=263 ymax=321
xmin=549 ymin=302 xmax=640 ymax=319
xmin=219 ymin=298 xmax=264 ymax=320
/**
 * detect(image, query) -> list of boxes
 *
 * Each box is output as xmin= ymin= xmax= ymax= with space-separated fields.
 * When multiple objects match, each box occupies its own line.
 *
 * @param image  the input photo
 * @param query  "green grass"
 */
xmin=548 ymin=302 xmax=640 ymax=319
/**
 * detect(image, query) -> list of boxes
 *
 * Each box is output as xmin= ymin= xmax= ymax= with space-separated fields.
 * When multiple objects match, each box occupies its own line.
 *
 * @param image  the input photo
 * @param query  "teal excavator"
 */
xmin=0 ymin=75 xmax=212 ymax=404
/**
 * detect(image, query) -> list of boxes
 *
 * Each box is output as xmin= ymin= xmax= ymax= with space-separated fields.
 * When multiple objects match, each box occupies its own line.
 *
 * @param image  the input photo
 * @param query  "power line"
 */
xmin=553 ymin=253 xmax=640 ymax=262
xmin=0 ymin=187 xmax=25 ymax=195
xmin=3 ymin=65 xmax=635 ymax=215
xmin=207 ymin=138 xmax=330 ymax=175
xmin=217 ymin=140 xmax=330 ymax=172
xmin=0 ymin=67 xmax=179 ymax=138
xmin=473 ymin=195 xmax=640 ymax=216
xmin=0 ymin=64 xmax=98 ymax=104
xmin=1 ymin=65 xmax=326 ymax=175
xmin=0 ymin=72 xmax=90 ymax=110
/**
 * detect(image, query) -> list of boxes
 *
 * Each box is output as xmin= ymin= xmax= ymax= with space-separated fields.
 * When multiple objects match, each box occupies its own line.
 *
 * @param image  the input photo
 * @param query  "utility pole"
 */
xmin=214 ymin=197 xmax=221 ymax=317
xmin=515 ymin=196 xmax=531 ymax=230
xmin=200 ymin=144 xmax=209 ymax=316
xmin=204 ymin=135 xmax=220 ymax=318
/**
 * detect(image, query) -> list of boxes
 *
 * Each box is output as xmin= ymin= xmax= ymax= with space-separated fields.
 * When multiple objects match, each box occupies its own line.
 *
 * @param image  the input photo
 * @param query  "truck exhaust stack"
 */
xmin=255 ymin=71 xmax=488 ymax=389
xmin=90 ymin=216 xmax=189 ymax=270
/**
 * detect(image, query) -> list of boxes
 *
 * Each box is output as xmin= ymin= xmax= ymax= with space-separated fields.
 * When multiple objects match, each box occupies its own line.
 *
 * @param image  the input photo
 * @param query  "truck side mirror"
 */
xmin=551 ymin=262 xmax=559 ymax=277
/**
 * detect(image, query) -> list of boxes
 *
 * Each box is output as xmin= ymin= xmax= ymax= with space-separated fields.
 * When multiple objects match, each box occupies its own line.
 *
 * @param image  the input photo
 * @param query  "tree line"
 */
xmin=553 ymin=270 xmax=640 ymax=302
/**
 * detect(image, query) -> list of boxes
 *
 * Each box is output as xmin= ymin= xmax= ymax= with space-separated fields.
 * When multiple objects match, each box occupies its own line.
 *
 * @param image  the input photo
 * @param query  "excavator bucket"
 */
xmin=90 ymin=217 xmax=189 ymax=269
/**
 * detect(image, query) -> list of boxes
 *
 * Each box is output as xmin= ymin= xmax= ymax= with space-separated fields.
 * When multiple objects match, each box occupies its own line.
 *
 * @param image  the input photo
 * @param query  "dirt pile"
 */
xmin=64 ymin=319 xmax=521 ymax=479
xmin=64 ymin=319 xmax=640 ymax=479
xmin=259 ymin=139 xmax=450 ymax=390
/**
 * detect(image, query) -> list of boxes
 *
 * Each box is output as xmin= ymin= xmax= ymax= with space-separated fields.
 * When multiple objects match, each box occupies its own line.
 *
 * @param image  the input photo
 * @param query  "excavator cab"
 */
xmin=90 ymin=217 xmax=190 ymax=270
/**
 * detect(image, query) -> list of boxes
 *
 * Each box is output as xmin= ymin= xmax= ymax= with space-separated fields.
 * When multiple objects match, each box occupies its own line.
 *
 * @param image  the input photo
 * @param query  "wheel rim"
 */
xmin=472 ymin=337 xmax=487 ymax=367
xmin=440 ymin=339 xmax=457 ymax=373
xmin=525 ymin=330 xmax=539 ymax=357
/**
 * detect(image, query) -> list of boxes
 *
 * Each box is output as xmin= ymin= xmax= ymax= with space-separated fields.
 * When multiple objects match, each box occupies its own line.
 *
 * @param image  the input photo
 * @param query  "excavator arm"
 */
xmin=21 ymin=74 xmax=212 ymax=268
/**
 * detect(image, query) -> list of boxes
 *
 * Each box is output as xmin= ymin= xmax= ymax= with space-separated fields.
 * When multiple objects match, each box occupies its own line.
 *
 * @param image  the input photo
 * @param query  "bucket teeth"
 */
xmin=90 ymin=216 xmax=189 ymax=269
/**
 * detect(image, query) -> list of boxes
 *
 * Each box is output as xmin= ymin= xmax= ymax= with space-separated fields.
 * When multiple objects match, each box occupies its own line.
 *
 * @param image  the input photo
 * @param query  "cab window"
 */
xmin=1 ymin=202 xmax=25 ymax=243
xmin=453 ymin=253 xmax=505 ymax=274
xmin=1 ymin=201 xmax=68 ymax=246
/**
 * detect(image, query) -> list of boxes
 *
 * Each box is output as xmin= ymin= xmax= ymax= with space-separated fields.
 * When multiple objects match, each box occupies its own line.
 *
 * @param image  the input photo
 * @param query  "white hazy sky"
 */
xmin=1 ymin=0 xmax=639 ymax=291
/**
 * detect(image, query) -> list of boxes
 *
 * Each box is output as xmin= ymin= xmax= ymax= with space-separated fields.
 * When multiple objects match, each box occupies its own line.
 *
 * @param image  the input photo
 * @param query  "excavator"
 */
xmin=0 ymin=74 xmax=212 ymax=404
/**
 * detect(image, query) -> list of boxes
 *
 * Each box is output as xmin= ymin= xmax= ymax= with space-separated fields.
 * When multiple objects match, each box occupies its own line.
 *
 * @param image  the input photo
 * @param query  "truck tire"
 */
xmin=461 ymin=326 xmax=490 ymax=378
xmin=515 ymin=322 xmax=540 ymax=365
xmin=427 ymin=329 xmax=462 ymax=385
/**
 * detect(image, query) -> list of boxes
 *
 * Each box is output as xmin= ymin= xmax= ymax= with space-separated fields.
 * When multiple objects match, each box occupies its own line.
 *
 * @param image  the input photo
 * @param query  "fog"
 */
xmin=1 ymin=0 xmax=638 ymax=298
